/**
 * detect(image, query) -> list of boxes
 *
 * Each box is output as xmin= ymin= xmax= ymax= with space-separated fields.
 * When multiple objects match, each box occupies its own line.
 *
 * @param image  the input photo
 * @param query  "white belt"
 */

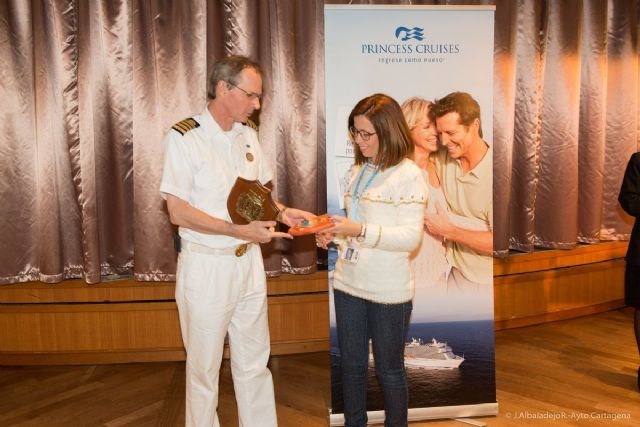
xmin=182 ymin=240 xmax=253 ymax=257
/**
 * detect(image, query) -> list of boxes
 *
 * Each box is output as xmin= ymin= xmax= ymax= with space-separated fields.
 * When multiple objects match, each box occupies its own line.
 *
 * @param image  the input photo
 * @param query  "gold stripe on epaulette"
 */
xmin=172 ymin=118 xmax=200 ymax=135
xmin=244 ymin=119 xmax=258 ymax=131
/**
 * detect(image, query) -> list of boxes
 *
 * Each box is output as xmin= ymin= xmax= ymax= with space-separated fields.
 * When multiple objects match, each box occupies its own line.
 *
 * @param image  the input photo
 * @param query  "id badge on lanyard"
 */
xmin=340 ymin=245 xmax=360 ymax=264
xmin=342 ymin=164 xmax=377 ymax=265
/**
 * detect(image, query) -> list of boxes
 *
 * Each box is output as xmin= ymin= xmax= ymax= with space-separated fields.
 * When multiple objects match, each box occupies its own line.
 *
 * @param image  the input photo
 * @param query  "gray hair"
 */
xmin=207 ymin=55 xmax=263 ymax=100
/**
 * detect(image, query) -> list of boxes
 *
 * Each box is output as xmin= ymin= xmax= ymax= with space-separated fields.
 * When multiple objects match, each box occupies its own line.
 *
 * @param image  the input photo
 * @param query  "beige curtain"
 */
xmin=0 ymin=0 xmax=323 ymax=284
xmin=0 ymin=0 xmax=134 ymax=284
xmin=0 ymin=0 xmax=637 ymax=284
xmin=492 ymin=0 xmax=639 ymax=254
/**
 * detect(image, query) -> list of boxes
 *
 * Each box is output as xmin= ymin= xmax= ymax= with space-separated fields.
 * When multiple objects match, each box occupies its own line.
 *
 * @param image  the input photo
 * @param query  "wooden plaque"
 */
xmin=227 ymin=177 xmax=280 ymax=224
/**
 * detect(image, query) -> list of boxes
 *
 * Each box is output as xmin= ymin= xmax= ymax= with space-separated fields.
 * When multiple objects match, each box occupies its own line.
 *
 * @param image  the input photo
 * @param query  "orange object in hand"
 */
xmin=288 ymin=214 xmax=335 ymax=236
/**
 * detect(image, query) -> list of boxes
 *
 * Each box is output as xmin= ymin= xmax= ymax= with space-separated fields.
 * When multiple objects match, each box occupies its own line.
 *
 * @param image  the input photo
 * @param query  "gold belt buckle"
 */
xmin=235 ymin=243 xmax=248 ymax=257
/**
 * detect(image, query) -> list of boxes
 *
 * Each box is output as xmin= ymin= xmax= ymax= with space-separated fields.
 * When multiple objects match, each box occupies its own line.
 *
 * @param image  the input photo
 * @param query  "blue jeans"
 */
xmin=334 ymin=289 xmax=412 ymax=427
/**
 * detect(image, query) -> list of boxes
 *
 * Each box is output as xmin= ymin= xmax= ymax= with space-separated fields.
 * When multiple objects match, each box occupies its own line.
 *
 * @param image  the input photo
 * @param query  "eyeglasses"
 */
xmin=227 ymin=81 xmax=262 ymax=101
xmin=349 ymin=126 xmax=376 ymax=142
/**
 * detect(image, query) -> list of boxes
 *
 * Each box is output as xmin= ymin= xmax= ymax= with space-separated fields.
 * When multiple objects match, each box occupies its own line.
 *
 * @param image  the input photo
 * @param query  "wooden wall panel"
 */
xmin=0 ymin=302 xmax=183 ymax=352
xmin=0 ymin=242 xmax=629 ymax=364
xmin=493 ymin=259 xmax=626 ymax=329
xmin=494 ymin=241 xmax=628 ymax=275
xmin=268 ymin=294 xmax=330 ymax=355
xmin=0 ymin=272 xmax=330 ymax=364
xmin=0 ymin=281 xmax=176 ymax=304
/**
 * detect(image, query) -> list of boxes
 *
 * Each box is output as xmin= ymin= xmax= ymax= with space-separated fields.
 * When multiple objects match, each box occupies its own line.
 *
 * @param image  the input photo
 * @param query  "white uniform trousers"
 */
xmin=176 ymin=243 xmax=277 ymax=427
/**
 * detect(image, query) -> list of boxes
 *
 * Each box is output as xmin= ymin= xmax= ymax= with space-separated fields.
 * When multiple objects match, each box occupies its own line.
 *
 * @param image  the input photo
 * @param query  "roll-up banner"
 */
xmin=324 ymin=5 xmax=498 ymax=425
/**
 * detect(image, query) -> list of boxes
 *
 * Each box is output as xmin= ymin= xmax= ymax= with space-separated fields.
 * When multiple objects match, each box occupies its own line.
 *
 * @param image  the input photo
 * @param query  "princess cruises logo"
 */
xmin=360 ymin=25 xmax=459 ymax=62
xmin=395 ymin=26 xmax=424 ymax=41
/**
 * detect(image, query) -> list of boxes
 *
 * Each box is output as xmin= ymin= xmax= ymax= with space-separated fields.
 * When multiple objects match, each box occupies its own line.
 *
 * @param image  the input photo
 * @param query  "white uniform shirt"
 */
xmin=160 ymin=107 xmax=273 ymax=249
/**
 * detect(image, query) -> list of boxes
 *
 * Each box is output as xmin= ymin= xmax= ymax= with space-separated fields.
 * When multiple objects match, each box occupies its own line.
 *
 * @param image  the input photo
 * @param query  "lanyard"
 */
xmin=349 ymin=163 xmax=379 ymax=220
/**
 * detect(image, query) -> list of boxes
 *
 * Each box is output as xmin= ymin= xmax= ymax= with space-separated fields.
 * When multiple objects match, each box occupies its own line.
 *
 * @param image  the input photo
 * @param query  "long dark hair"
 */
xmin=348 ymin=93 xmax=414 ymax=170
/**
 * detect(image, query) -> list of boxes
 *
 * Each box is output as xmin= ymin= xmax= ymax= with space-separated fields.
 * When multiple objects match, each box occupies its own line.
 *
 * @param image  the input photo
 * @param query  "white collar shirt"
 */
xmin=160 ymin=107 xmax=273 ymax=248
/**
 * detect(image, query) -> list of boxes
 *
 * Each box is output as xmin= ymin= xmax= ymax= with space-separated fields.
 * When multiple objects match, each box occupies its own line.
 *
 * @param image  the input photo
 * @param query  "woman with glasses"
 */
xmin=317 ymin=93 xmax=427 ymax=426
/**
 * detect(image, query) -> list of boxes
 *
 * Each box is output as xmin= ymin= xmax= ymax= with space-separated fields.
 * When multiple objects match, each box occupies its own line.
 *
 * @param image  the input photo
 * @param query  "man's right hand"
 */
xmin=235 ymin=220 xmax=293 ymax=243
xmin=164 ymin=194 xmax=292 ymax=242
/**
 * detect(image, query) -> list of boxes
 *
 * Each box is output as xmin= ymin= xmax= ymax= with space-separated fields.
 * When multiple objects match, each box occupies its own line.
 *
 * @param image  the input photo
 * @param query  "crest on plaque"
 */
xmin=227 ymin=177 xmax=280 ymax=225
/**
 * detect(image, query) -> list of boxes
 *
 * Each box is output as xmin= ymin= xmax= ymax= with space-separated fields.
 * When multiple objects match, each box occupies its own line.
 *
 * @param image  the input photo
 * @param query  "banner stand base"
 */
xmin=329 ymin=402 xmax=498 ymax=426
xmin=453 ymin=417 xmax=487 ymax=427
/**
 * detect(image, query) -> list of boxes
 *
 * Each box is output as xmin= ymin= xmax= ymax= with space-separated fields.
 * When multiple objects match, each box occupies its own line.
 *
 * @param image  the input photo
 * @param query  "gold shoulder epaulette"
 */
xmin=172 ymin=118 xmax=200 ymax=135
xmin=244 ymin=119 xmax=259 ymax=131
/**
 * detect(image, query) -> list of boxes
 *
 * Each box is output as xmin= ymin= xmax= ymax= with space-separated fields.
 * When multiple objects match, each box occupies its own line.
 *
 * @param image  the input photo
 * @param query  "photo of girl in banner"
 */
xmin=316 ymin=93 xmax=428 ymax=427
xmin=401 ymin=97 xmax=449 ymax=291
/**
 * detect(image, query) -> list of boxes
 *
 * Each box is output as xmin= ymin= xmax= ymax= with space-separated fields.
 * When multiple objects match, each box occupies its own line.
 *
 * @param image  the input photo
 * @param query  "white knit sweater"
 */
xmin=333 ymin=158 xmax=428 ymax=304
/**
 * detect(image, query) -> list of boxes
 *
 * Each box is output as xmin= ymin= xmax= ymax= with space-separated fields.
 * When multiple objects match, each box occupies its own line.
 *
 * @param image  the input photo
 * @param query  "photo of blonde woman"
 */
xmin=401 ymin=97 xmax=449 ymax=290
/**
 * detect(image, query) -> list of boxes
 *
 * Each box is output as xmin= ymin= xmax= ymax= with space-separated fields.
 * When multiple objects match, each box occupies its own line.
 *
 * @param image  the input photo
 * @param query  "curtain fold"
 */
xmin=77 ymin=0 xmax=133 ymax=283
xmin=577 ymin=0 xmax=608 ymax=244
xmin=492 ymin=0 xmax=519 ymax=254
xmin=132 ymin=0 xmax=208 ymax=281
xmin=0 ymin=0 xmax=638 ymax=284
xmin=0 ymin=0 xmax=84 ymax=283
xmin=496 ymin=0 xmax=546 ymax=254
xmin=534 ymin=0 xmax=583 ymax=249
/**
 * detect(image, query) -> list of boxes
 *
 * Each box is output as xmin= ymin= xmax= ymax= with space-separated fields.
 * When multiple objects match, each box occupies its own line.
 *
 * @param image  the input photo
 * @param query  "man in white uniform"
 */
xmin=160 ymin=55 xmax=314 ymax=427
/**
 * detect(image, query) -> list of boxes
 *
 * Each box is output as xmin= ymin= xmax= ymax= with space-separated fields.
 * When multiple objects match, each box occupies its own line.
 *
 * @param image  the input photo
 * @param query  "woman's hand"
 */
xmin=315 ymin=232 xmax=335 ymax=249
xmin=326 ymin=215 xmax=362 ymax=237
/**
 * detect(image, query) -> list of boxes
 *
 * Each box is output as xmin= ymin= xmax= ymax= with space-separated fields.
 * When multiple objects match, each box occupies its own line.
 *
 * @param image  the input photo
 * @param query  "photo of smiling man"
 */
xmin=424 ymin=91 xmax=493 ymax=294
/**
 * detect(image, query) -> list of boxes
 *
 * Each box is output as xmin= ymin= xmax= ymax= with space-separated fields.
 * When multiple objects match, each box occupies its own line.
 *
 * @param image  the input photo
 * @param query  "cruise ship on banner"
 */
xmin=404 ymin=338 xmax=465 ymax=369
xmin=368 ymin=337 xmax=465 ymax=369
